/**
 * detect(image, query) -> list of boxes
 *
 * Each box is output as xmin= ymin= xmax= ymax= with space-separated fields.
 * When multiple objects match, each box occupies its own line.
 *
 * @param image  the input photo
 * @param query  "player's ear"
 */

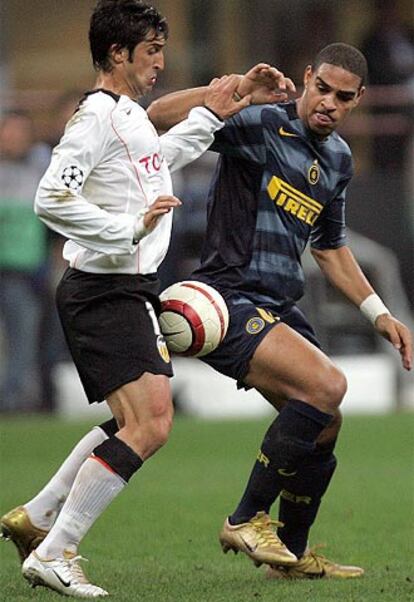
xmin=303 ymin=65 xmax=313 ymax=88
xmin=354 ymin=85 xmax=365 ymax=107
xmin=109 ymin=44 xmax=128 ymax=65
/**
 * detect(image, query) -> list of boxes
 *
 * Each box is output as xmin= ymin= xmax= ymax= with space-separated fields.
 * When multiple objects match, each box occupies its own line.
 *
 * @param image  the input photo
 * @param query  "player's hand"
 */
xmin=205 ymin=74 xmax=251 ymax=120
xmin=236 ymin=63 xmax=296 ymax=104
xmin=375 ymin=314 xmax=413 ymax=370
xmin=143 ymin=195 xmax=182 ymax=231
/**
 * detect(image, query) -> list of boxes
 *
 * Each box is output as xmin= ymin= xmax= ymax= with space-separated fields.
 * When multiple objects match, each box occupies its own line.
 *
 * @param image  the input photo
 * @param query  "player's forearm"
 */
xmin=147 ymin=87 xmax=208 ymax=131
xmin=311 ymin=246 xmax=375 ymax=306
xmin=35 ymin=187 xmax=139 ymax=255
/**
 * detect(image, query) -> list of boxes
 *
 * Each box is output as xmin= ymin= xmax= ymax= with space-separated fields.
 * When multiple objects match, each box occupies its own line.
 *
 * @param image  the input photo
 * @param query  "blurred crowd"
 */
xmin=1 ymin=0 xmax=413 ymax=414
xmin=0 ymin=94 xmax=80 ymax=413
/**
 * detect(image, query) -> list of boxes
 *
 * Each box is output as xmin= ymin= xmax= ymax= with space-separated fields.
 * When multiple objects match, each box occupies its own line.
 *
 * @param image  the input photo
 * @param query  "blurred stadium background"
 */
xmin=0 ymin=0 xmax=413 ymax=416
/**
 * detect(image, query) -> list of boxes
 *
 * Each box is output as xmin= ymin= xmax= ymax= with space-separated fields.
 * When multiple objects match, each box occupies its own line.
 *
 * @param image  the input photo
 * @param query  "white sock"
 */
xmin=36 ymin=456 xmax=125 ymax=558
xmin=25 ymin=426 xmax=109 ymax=530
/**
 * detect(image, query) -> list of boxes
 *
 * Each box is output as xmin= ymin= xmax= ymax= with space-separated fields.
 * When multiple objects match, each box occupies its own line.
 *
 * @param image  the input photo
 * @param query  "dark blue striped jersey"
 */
xmin=192 ymin=101 xmax=353 ymax=309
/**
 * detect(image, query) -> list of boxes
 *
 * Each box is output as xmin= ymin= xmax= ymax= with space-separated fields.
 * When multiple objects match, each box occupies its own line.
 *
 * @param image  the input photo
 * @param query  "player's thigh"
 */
xmin=245 ymin=323 xmax=347 ymax=412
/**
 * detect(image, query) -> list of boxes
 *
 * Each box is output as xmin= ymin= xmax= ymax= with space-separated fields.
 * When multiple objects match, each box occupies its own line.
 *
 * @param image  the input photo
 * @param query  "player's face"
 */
xmin=121 ymin=31 xmax=166 ymax=98
xmin=297 ymin=63 xmax=364 ymax=137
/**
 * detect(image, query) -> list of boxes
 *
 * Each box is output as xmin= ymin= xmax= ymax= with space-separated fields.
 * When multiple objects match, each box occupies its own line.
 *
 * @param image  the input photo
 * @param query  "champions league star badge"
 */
xmin=61 ymin=165 xmax=84 ymax=191
xmin=308 ymin=160 xmax=320 ymax=185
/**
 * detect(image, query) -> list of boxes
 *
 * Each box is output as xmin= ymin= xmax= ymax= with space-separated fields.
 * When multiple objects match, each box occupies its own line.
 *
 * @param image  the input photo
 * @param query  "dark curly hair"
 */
xmin=89 ymin=0 xmax=168 ymax=72
xmin=312 ymin=43 xmax=368 ymax=88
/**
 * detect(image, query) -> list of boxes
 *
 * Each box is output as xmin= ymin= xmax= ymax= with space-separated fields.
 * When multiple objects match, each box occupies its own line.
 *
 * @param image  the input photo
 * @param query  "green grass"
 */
xmin=0 ymin=413 xmax=413 ymax=601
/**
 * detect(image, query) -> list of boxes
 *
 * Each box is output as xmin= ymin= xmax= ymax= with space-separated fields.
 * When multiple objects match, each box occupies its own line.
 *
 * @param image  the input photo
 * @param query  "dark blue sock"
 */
xmin=230 ymin=400 xmax=332 ymax=524
xmin=277 ymin=442 xmax=337 ymax=557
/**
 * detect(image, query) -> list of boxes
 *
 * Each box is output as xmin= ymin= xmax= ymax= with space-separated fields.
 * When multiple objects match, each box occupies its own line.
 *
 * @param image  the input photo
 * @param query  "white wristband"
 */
xmin=359 ymin=293 xmax=390 ymax=325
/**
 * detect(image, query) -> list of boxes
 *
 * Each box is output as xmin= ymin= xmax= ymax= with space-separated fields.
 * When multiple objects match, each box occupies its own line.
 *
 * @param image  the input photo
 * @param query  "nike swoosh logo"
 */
xmin=240 ymin=536 xmax=258 ymax=553
xmin=278 ymin=468 xmax=298 ymax=477
xmin=278 ymin=126 xmax=299 ymax=138
xmin=52 ymin=569 xmax=71 ymax=588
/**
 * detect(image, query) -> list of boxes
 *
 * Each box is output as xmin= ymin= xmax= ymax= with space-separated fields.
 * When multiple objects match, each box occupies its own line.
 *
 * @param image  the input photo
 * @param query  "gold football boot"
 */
xmin=0 ymin=506 xmax=48 ymax=563
xmin=266 ymin=545 xmax=365 ymax=579
xmin=219 ymin=511 xmax=297 ymax=568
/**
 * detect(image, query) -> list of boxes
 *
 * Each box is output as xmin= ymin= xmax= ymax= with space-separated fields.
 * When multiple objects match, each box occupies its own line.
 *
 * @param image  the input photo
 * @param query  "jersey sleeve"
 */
xmin=160 ymin=106 xmax=224 ymax=173
xmin=310 ymin=181 xmax=349 ymax=250
xmin=210 ymin=105 xmax=267 ymax=165
xmin=34 ymin=101 xmax=138 ymax=256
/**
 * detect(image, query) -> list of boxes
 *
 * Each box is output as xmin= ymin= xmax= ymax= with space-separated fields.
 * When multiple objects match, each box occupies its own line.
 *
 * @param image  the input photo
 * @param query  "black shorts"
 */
xmin=56 ymin=268 xmax=173 ymax=404
xmin=200 ymin=294 xmax=321 ymax=388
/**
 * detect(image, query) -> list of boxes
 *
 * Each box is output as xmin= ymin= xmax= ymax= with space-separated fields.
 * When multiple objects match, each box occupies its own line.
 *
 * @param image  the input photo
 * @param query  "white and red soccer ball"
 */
xmin=159 ymin=281 xmax=229 ymax=357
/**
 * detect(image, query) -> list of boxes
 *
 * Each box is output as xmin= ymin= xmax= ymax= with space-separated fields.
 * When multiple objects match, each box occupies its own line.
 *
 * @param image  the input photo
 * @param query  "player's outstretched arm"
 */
xmin=147 ymin=62 xmax=294 ymax=131
xmin=148 ymin=86 xmax=208 ymax=132
xmin=312 ymin=245 xmax=413 ymax=370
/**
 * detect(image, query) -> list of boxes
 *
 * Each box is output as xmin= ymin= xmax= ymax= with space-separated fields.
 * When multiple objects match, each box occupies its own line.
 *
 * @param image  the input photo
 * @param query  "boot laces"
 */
xmin=62 ymin=555 xmax=89 ymax=584
xmin=303 ymin=544 xmax=331 ymax=570
xmin=251 ymin=514 xmax=285 ymax=548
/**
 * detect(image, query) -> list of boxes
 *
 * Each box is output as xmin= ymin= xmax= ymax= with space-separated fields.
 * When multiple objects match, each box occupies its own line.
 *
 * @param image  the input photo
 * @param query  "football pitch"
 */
xmin=0 ymin=412 xmax=413 ymax=601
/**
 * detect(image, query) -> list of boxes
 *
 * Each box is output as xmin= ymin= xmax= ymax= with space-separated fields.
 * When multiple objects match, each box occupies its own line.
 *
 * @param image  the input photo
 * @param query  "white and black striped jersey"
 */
xmin=35 ymin=89 xmax=223 ymax=274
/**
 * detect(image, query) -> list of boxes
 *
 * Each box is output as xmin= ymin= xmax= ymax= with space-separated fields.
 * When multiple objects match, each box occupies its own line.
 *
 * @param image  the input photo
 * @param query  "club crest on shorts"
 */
xmin=157 ymin=335 xmax=170 ymax=363
xmin=308 ymin=160 xmax=320 ymax=185
xmin=246 ymin=316 xmax=265 ymax=335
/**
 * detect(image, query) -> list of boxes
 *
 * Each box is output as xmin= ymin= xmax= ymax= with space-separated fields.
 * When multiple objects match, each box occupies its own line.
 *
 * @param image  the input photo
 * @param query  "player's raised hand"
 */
xmin=375 ymin=314 xmax=413 ymax=370
xmin=236 ymin=63 xmax=296 ymax=105
xmin=143 ymin=195 xmax=182 ymax=231
xmin=205 ymin=74 xmax=251 ymax=120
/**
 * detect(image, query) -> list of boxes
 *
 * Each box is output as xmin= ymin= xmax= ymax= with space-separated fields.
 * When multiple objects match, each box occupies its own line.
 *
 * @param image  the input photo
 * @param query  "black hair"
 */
xmin=312 ymin=43 xmax=368 ymax=87
xmin=89 ymin=0 xmax=168 ymax=72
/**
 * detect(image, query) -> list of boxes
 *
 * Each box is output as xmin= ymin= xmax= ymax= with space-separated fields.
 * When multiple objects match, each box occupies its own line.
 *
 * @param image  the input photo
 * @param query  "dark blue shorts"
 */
xmin=200 ymin=295 xmax=321 ymax=388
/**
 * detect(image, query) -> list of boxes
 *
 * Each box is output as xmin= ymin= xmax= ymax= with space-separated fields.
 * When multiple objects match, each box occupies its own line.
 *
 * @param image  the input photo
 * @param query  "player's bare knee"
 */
xmin=314 ymin=365 xmax=348 ymax=414
xmin=320 ymin=367 xmax=347 ymax=411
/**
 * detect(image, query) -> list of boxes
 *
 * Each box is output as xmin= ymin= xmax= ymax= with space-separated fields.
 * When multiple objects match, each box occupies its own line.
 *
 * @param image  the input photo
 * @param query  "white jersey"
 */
xmin=35 ymin=90 xmax=223 ymax=274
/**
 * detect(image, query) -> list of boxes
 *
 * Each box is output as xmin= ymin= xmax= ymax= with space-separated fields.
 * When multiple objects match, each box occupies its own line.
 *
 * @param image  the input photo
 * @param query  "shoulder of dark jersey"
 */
xmin=326 ymin=131 xmax=353 ymax=176
xmin=260 ymin=101 xmax=298 ymax=121
xmin=328 ymin=130 xmax=352 ymax=157
xmin=241 ymin=101 xmax=292 ymax=122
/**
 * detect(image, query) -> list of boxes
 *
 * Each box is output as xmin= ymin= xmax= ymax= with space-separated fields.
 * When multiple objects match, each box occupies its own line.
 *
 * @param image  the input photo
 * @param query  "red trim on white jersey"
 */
xmin=110 ymin=107 xmax=147 ymax=272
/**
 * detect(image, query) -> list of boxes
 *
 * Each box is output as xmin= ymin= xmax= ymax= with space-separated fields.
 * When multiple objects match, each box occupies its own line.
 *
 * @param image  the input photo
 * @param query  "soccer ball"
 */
xmin=159 ymin=280 xmax=229 ymax=357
